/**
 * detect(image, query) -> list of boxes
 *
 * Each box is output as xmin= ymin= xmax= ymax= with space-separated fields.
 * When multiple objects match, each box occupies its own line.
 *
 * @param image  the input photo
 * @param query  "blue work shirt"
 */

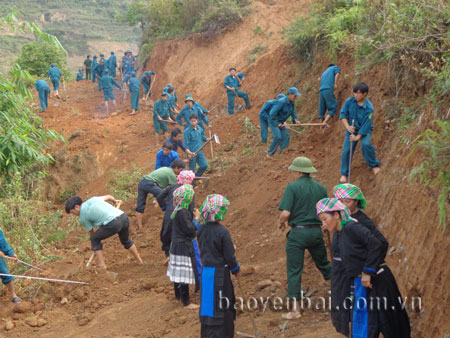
xmin=155 ymin=150 xmax=180 ymax=170
xmin=153 ymin=99 xmax=171 ymax=120
xmin=142 ymin=71 xmax=155 ymax=86
xmin=339 ymin=97 xmax=374 ymax=135
xmin=129 ymin=77 xmax=140 ymax=93
xmin=35 ymin=80 xmax=50 ymax=92
xmin=122 ymin=60 xmax=130 ymax=74
xmin=100 ymin=75 xmax=122 ymax=91
xmin=164 ymin=86 xmax=178 ymax=103
xmin=166 ymin=137 xmax=186 ymax=152
xmin=268 ymin=96 xmax=299 ymax=126
xmin=177 ymin=105 xmax=209 ymax=127
xmin=259 ymin=99 xmax=278 ymax=118
xmin=167 ymin=93 xmax=176 ymax=110
xmin=319 ymin=65 xmax=340 ymax=91
xmin=0 ymin=229 xmax=14 ymax=256
xmin=224 ymin=75 xmax=241 ymax=92
xmin=47 ymin=67 xmax=61 ymax=80
xmin=79 ymin=197 xmax=123 ymax=231
xmin=195 ymin=102 xmax=208 ymax=114
xmin=108 ymin=55 xmax=117 ymax=68
xmin=184 ymin=125 xmax=207 ymax=152
xmin=76 ymin=72 xmax=84 ymax=81
xmin=94 ymin=64 xmax=106 ymax=79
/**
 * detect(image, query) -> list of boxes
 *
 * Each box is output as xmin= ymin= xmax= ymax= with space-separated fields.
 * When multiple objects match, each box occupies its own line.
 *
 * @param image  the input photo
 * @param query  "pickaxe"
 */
xmin=191 ymin=134 xmax=220 ymax=157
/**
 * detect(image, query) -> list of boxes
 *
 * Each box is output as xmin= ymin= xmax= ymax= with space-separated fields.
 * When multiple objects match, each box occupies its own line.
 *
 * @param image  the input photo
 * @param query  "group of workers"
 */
xmin=257 ymin=63 xmax=381 ymax=183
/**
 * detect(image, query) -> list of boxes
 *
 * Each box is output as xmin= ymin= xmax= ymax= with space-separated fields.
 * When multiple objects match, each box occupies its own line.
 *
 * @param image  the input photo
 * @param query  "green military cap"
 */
xmin=288 ymin=156 xmax=317 ymax=173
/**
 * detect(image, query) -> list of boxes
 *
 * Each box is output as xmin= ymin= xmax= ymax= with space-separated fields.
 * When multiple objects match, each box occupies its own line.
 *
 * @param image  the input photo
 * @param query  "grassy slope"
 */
xmin=0 ymin=0 xmax=140 ymax=73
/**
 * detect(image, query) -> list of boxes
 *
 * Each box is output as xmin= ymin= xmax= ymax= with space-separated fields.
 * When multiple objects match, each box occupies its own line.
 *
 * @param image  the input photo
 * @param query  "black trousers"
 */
xmin=90 ymin=213 xmax=133 ymax=251
xmin=174 ymin=282 xmax=189 ymax=306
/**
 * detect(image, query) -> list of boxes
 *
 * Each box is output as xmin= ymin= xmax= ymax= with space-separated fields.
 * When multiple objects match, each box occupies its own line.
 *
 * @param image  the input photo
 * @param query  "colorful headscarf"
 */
xmin=177 ymin=170 xmax=196 ymax=185
xmin=316 ymin=198 xmax=357 ymax=227
xmin=333 ymin=184 xmax=367 ymax=210
xmin=198 ymin=194 xmax=230 ymax=224
xmin=171 ymin=184 xmax=194 ymax=220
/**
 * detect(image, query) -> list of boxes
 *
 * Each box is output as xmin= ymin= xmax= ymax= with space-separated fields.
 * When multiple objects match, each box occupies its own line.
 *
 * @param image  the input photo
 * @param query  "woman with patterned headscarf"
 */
xmin=334 ymin=183 xmax=388 ymax=258
xmin=197 ymin=194 xmax=240 ymax=338
xmin=317 ymin=198 xmax=410 ymax=338
xmin=166 ymin=184 xmax=200 ymax=310
xmin=157 ymin=170 xmax=196 ymax=257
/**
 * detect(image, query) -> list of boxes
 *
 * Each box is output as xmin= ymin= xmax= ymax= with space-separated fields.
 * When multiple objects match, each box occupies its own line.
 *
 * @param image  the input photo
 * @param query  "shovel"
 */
xmin=285 ymin=123 xmax=324 ymax=127
xmin=236 ymin=274 xmax=263 ymax=337
xmin=192 ymin=134 xmax=220 ymax=157
xmin=348 ymin=119 xmax=355 ymax=183
xmin=145 ymin=74 xmax=157 ymax=105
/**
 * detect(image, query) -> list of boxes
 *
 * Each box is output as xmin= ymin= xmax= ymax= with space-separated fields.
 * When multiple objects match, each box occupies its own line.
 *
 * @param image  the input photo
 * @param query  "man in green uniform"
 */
xmin=84 ymin=55 xmax=92 ymax=81
xmin=278 ymin=157 xmax=331 ymax=319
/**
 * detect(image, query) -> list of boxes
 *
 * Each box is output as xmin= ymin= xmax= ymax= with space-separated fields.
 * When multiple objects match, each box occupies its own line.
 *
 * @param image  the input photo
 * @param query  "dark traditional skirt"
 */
xmin=332 ymin=264 xmax=411 ymax=338
xmin=167 ymin=240 xmax=198 ymax=285
xmin=200 ymin=265 xmax=236 ymax=332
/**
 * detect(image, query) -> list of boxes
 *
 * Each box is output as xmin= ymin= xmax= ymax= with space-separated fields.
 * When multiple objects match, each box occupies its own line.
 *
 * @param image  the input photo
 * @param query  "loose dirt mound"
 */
xmin=3 ymin=0 xmax=449 ymax=337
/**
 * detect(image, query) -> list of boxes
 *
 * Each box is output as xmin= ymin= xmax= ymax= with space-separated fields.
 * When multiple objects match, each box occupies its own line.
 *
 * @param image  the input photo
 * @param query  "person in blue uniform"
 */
xmin=107 ymin=51 xmax=117 ymax=77
xmin=184 ymin=114 xmax=208 ymax=176
xmin=259 ymin=94 xmax=285 ymax=143
xmin=0 ymin=228 xmax=22 ymax=303
xmin=128 ymin=71 xmax=140 ymax=115
xmin=47 ymin=63 xmax=63 ymax=99
xmin=224 ymin=67 xmax=251 ymax=115
xmin=141 ymin=71 xmax=155 ymax=99
xmin=153 ymin=91 xmax=175 ymax=146
xmin=177 ymin=94 xmax=210 ymax=130
xmin=267 ymin=87 xmax=301 ymax=157
xmin=318 ymin=64 xmax=341 ymax=124
xmin=99 ymin=69 xmax=122 ymax=116
xmin=339 ymin=82 xmax=381 ymax=183
xmin=76 ymin=68 xmax=84 ymax=82
xmin=35 ymin=80 xmax=50 ymax=112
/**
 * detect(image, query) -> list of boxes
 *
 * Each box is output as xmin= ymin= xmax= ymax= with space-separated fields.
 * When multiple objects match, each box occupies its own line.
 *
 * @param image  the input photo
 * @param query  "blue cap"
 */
xmin=100 ymin=53 xmax=104 ymax=57
xmin=111 ymin=51 xmax=114 ymax=54
xmin=161 ymin=91 xmax=168 ymax=96
xmin=238 ymin=72 xmax=245 ymax=80
xmin=93 ymin=55 xmax=98 ymax=59
xmin=104 ymin=68 xmax=110 ymax=74
xmin=287 ymin=87 xmax=301 ymax=96
xmin=126 ymin=49 xmax=132 ymax=53
xmin=276 ymin=94 xmax=285 ymax=100
xmin=51 ymin=63 xmax=55 ymax=67
xmin=79 ymin=68 xmax=83 ymax=71
xmin=167 ymin=83 xmax=173 ymax=88
xmin=130 ymin=71 xmax=136 ymax=76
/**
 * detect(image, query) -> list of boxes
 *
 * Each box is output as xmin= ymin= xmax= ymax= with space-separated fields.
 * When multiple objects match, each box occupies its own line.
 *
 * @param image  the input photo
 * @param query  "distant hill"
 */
xmin=0 ymin=0 xmax=140 ymax=73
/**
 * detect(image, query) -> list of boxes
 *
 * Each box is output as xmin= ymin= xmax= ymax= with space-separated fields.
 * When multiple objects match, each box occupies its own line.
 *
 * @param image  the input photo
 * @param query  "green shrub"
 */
xmin=410 ymin=120 xmax=450 ymax=230
xmin=194 ymin=0 xmax=244 ymax=36
xmin=0 ymin=173 xmax=74 ymax=274
xmin=107 ymin=164 xmax=144 ymax=201
xmin=16 ymin=41 xmax=71 ymax=80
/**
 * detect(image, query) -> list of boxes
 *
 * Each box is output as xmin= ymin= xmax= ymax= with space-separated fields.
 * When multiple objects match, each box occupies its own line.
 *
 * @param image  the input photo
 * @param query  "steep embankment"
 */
xmin=2 ymin=0 xmax=448 ymax=337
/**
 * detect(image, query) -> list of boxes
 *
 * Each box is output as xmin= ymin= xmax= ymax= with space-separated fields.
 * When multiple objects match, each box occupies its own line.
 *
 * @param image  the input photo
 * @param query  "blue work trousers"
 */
xmin=51 ymin=78 xmax=60 ymax=91
xmin=189 ymin=150 xmax=208 ymax=176
xmin=259 ymin=113 xmax=269 ymax=143
xmin=0 ymin=258 xmax=13 ymax=285
xmin=227 ymin=90 xmax=250 ymax=115
xmin=340 ymin=132 xmax=380 ymax=176
xmin=38 ymin=87 xmax=50 ymax=112
xmin=143 ymin=83 xmax=150 ymax=95
xmin=318 ymin=89 xmax=337 ymax=119
xmin=268 ymin=124 xmax=290 ymax=155
xmin=131 ymin=90 xmax=140 ymax=110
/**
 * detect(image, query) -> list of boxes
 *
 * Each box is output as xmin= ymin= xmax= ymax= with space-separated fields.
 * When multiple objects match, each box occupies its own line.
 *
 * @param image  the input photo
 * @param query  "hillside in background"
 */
xmin=0 ymin=0 xmax=139 ymax=73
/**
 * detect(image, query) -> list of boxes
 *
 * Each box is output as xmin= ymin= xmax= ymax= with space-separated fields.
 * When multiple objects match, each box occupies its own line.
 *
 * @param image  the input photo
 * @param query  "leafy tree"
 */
xmin=16 ymin=41 xmax=71 ymax=79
